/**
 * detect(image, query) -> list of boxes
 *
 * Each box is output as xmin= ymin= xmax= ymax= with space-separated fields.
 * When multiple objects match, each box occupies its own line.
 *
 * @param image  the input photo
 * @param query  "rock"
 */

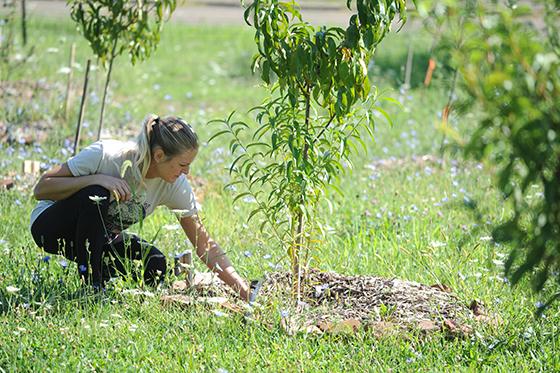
xmin=304 ymin=325 xmax=323 ymax=334
xmin=331 ymin=319 xmax=361 ymax=334
xmin=365 ymin=321 xmax=399 ymax=337
xmin=0 ymin=178 xmax=14 ymax=190
xmin=416 ymin=319 xmax=439 ymax=333
xmin=317 ymin=320 xmax=334 ymax=332
xmin=442 ymin=319 xmax=472 ymax=338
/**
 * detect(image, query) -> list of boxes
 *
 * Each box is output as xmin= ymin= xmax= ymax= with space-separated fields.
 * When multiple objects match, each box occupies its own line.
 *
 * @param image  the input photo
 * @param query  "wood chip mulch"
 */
xmin=163 ymin=269 xmax=499 ymax=337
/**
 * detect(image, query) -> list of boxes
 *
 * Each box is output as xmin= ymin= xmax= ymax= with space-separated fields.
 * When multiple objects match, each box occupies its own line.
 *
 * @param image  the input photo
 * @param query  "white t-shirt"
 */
xmin=30 ymin=140 xmax=198 ymax=232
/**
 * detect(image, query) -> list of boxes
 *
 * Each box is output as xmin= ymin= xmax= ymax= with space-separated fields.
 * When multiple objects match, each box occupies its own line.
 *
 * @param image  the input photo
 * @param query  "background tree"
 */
xmin=68 ymin=0 xmax=177 ymax=139
xmin=451 ymin=0 xmax=560 ymax=307
xmin=211 ymin=0 xmax=407 ymax=297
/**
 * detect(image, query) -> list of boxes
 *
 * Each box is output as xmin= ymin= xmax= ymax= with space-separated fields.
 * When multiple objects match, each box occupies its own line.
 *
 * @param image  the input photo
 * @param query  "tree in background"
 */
xmin=450 ymin=0 xmax=560 ymax=306
xmin=68 ymin=0 xmax=177 ymax=139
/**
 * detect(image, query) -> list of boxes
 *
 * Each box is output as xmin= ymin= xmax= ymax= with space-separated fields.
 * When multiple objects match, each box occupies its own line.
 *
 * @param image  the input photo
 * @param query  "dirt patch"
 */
xmin=1 ymin=80 xmax=57 ymax=145
xmin=164 ymin=269 xmax=493 ymax=337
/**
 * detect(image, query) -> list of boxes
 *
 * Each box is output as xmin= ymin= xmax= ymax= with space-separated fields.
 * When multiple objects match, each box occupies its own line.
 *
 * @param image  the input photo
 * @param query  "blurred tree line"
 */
xmin=418 ymin=0 xmax=560 ymax=307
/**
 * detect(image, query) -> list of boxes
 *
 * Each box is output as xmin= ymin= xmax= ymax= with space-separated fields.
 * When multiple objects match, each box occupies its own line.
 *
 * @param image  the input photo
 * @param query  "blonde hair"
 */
xmin=135 ymin=114 xmax=198 ymax=180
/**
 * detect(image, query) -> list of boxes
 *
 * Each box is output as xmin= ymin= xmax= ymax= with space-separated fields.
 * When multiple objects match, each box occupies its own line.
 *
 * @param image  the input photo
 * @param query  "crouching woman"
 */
xmin=30 ymin=114 xmax=250 ymax=300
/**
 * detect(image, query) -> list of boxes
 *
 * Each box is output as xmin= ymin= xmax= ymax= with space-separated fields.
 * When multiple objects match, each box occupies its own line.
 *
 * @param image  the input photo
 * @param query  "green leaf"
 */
xmin=207 ymin=130 xmax=231 ymax=143
xmin=229 ymin=154 xmax=246 ymax=174
xmin=372 ymin=105 xmax=394 ymax=127
xmin=233 ymin=192 xmax=252 ymax=204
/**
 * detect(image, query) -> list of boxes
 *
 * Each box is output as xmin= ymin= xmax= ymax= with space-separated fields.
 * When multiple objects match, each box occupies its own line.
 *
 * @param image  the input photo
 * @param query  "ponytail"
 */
xmin=133 ymin=113 xmax=198 ymax=182
xmin=135 ymin=114 xmax=159 ymax=180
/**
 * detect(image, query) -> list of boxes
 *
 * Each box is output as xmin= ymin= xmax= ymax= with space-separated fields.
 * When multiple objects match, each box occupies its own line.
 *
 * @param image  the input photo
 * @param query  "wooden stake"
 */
xmin=64 ymin=43 xmax=76 ymax=120
xmin=404 ymin=42 xmax=414 ymax=90
xmin=74 ymin=59 xmax=91 ymax=156
xmin=424 ymin=57 xmax=436 ymax=87
xmin=20 ymin=0 xmax=27 ymax=46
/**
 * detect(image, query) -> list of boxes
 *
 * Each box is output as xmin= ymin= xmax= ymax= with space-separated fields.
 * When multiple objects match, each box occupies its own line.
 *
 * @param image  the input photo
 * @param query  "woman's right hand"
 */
xmin=97 ymin=174 xmax=132 ymax=202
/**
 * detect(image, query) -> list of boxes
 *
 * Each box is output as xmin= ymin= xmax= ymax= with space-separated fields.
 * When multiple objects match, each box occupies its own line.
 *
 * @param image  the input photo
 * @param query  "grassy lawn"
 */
xmin=1 ymin=15 xmax=559 ymax=372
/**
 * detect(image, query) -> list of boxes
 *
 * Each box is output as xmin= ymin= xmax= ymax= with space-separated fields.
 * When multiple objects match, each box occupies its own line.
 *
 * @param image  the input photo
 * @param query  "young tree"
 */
xmin=211 ymin=0 xmax=407 ymax=297
xmin=68 ymin=0 xmax=177 ymax=139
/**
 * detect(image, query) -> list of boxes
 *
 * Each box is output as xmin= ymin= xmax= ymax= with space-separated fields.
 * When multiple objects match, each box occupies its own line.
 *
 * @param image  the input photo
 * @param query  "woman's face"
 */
xmin=155 ymin=148 xmax=198 ymax=183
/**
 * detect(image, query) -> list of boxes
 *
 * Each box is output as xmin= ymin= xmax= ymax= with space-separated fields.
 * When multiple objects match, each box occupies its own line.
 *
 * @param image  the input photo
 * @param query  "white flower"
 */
xmin=6 ymin=285 xmax=20 ymax=293
xmin=57 ymin=67 xmax=71 ymax=74
xmin=89 ymin=195 xmax=107 ymax=203
xmin=430 ymin=241 xmax=446 ymax=248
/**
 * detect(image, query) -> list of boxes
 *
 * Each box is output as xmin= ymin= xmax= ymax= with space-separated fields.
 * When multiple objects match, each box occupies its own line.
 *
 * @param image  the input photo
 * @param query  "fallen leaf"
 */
xmin=443 ymin=319 xmax=472 ymax=338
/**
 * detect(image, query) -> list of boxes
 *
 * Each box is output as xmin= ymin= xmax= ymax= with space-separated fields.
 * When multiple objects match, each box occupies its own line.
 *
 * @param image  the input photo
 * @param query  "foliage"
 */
xmin=68 ymin=0 xmax=177 ymax=138
xmin=211 ymin=0 xmax=407 ymax=290
xmin=0 ymin=1 xmax=33 ymax=84
xmin=454 ymin=0 xmax=560 ymax=302
xmin=68 ymin=0 xmax=177 ymax=66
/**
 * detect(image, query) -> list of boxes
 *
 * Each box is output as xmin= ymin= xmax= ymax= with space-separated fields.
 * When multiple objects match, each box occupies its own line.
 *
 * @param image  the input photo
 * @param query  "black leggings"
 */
xmin=30 ymin=185 xmax=166 ymax=286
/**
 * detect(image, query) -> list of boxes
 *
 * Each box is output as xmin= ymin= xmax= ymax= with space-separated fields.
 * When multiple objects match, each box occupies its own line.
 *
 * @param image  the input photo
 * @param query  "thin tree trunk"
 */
xmin=404 ymin=42 xmax=414 ymax=89
xmin=20 ymin=0 xmax=27 ymax=46
xmin=97 ymin=56 xmax=114 ymax=140
xmin=293 ymin=87 xmax=312 ymax=301
xmin=97 ymin=40 xmax=118 ymax=140
xmin=64 ymin=43 xmax=76 ymax=120
xmin=74 ymin=59 xmax=91 ymax=156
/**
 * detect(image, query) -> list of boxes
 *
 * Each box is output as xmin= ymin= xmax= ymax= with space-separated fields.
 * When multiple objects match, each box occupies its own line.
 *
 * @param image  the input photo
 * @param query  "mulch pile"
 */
xmin=163 ymin=269 xmax=497 ymax=337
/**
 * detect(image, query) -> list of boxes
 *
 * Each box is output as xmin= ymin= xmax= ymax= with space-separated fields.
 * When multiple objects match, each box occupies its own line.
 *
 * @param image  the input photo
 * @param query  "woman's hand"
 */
xmin=96 ymin=174 xmax=132 ymax=202
xmin=180 ymin=214 xmax=251 ymax=302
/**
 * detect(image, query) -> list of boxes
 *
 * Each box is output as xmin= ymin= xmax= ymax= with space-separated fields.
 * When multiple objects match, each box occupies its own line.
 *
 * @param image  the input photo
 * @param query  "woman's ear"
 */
xmin=152 ymin=147 xmax=165 ymax=163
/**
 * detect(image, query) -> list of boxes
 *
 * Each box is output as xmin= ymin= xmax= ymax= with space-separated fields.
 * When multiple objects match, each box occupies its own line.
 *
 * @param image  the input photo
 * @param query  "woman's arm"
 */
xmin=33 ymin=163 xmax=131 ymax=201
xmin=180 ymin=214 xmax=250 ymax=301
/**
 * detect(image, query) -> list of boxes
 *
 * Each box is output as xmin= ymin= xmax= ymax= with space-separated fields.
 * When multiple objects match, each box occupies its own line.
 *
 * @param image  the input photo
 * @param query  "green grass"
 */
xmin=1 ymin=15 xmax=559 ymax=372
